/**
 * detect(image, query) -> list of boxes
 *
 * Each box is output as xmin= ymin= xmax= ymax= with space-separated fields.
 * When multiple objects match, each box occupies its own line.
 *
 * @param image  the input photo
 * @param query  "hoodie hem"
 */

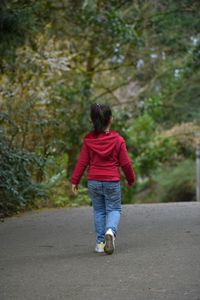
xmin=87 ymin=175 xmax=120 ymax=181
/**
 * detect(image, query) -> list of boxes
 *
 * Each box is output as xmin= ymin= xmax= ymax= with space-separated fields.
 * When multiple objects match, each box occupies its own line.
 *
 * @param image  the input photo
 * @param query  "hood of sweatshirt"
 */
xmin=84 ymin=130 xmax=123 ymax=158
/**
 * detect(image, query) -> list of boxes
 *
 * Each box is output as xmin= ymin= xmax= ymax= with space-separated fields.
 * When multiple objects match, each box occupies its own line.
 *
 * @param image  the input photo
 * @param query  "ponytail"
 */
xmin=90 ymin=103 xmax=112 ymax=134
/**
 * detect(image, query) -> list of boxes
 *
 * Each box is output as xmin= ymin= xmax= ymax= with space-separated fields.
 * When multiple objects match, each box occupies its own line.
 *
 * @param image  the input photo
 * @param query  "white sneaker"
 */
xmin=95 ymin=242 xmax=105 ymax=253
xmin=104 ymin=229 xmax=115 ymax=255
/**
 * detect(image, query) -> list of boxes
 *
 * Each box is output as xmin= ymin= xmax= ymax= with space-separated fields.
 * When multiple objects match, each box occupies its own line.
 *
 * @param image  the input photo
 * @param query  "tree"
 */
xmin=1 ymin=0 xmax=200 ymax=213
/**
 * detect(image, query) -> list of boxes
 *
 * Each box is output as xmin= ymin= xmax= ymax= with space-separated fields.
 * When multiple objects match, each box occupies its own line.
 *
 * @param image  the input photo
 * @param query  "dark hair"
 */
xmin=90 ymin=103 xmax=112 ymax=134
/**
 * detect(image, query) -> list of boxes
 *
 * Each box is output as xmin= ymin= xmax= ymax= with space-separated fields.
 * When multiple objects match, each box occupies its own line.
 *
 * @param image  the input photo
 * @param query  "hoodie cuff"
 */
xmin=70 ymin=178 xmax=79 ymax=185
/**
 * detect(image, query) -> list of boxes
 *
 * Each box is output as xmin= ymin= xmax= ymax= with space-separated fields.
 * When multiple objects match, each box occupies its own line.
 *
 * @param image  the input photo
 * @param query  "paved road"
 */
xmin=0 ymin=202 xmax=200 ymax=300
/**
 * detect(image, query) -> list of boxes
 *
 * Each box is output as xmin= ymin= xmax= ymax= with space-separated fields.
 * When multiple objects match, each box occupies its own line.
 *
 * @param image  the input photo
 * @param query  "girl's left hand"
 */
xmin=71 ymin=183 xmax=78 ymax=195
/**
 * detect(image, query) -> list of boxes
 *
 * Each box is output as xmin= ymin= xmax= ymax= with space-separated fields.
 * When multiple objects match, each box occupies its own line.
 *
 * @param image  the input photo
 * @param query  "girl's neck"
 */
xmin=104 ymin=126 xmax=110 ymax=133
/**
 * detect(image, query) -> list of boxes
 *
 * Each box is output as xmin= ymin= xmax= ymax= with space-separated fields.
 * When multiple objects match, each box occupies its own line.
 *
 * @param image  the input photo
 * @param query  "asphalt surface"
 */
xmin=0 ymin=202 xmax=200 ymax=300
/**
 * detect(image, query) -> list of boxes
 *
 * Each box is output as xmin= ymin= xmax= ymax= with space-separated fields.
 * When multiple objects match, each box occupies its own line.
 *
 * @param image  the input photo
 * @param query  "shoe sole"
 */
xmin=94 ymin=249 xmax=105 ymax=253
xmin=104 ymin=234 xmax=114 ymax=255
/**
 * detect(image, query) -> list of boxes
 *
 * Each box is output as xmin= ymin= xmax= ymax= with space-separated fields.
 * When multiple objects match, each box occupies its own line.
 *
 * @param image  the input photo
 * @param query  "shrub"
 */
xmin=127 ymin=113 xmax=177 ymax=176
xmin=0 ymin=131 xmax=46 ymax=217
xmin=153 ymin=159 xmax=196 ymax=202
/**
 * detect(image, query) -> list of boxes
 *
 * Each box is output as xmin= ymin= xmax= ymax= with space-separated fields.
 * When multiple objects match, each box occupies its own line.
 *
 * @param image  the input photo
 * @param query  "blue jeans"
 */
xmin=87 ymin=180 xmax=122 ymax=243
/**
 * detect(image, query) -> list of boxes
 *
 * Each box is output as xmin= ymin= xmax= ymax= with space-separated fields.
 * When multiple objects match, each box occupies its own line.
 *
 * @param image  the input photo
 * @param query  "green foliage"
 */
xmin=127 ymin=113 xmax=177 ymax=176
xmin=145 ymin=94 xmax=164 ymax=122
xmin=0 ymin=128 xmax=46 ymax=217
xmin=0 ymin=0 xmax=46 ymax=67
xmin=153 ymin=160 xmax=196 ymax=203
xmin=41 ymin=175 xmax=91 ymax=208
xmin=1 ymin=0 xmax=200 ymax=214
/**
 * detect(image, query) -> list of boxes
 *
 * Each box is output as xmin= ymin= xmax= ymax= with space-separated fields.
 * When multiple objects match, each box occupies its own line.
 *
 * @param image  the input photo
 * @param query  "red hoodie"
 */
xmin=70 ymin=130 xmax=136 ymax=186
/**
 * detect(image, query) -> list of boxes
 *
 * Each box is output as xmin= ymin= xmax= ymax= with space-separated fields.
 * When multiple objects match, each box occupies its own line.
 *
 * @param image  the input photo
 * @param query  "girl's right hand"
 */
xmin=126 ymin=181 xmax=133 ymax=188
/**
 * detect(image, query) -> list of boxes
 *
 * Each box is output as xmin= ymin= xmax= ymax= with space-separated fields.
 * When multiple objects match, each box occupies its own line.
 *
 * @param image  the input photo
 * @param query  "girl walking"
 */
xmin=70 ymin=103 xmax=136 ymax=255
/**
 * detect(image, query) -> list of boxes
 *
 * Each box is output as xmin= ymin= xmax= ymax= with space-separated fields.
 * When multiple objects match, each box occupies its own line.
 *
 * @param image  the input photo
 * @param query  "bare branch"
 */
xmin=91 ymin=77 xmax=134 ymax=102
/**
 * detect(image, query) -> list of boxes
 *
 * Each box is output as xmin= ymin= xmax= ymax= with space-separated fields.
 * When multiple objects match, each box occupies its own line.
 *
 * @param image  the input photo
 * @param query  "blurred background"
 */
xmin=1 ymin=0 xmax=200 ymax=217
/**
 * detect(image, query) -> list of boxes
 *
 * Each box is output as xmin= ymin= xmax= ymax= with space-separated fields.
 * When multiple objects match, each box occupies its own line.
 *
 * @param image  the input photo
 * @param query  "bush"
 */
xmin=39 ymin=155 xmax=91 ymax=208
xmin=153 ymin=159 xmax=196 ymax=202
xmin=127 ymin=113 xmax=177 ymax=177
xmin=42 ymin=173 xmax=91 ymax=208
xmin=0 ymin=131 xmax=46 ymax=217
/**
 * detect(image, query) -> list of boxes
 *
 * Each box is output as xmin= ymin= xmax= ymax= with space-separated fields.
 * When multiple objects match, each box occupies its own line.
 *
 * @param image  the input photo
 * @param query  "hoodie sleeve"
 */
xmin=118 ymin=141 xmax=136 ymax=186
xmin=70 ymin=140 xmax=90 ymax=185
